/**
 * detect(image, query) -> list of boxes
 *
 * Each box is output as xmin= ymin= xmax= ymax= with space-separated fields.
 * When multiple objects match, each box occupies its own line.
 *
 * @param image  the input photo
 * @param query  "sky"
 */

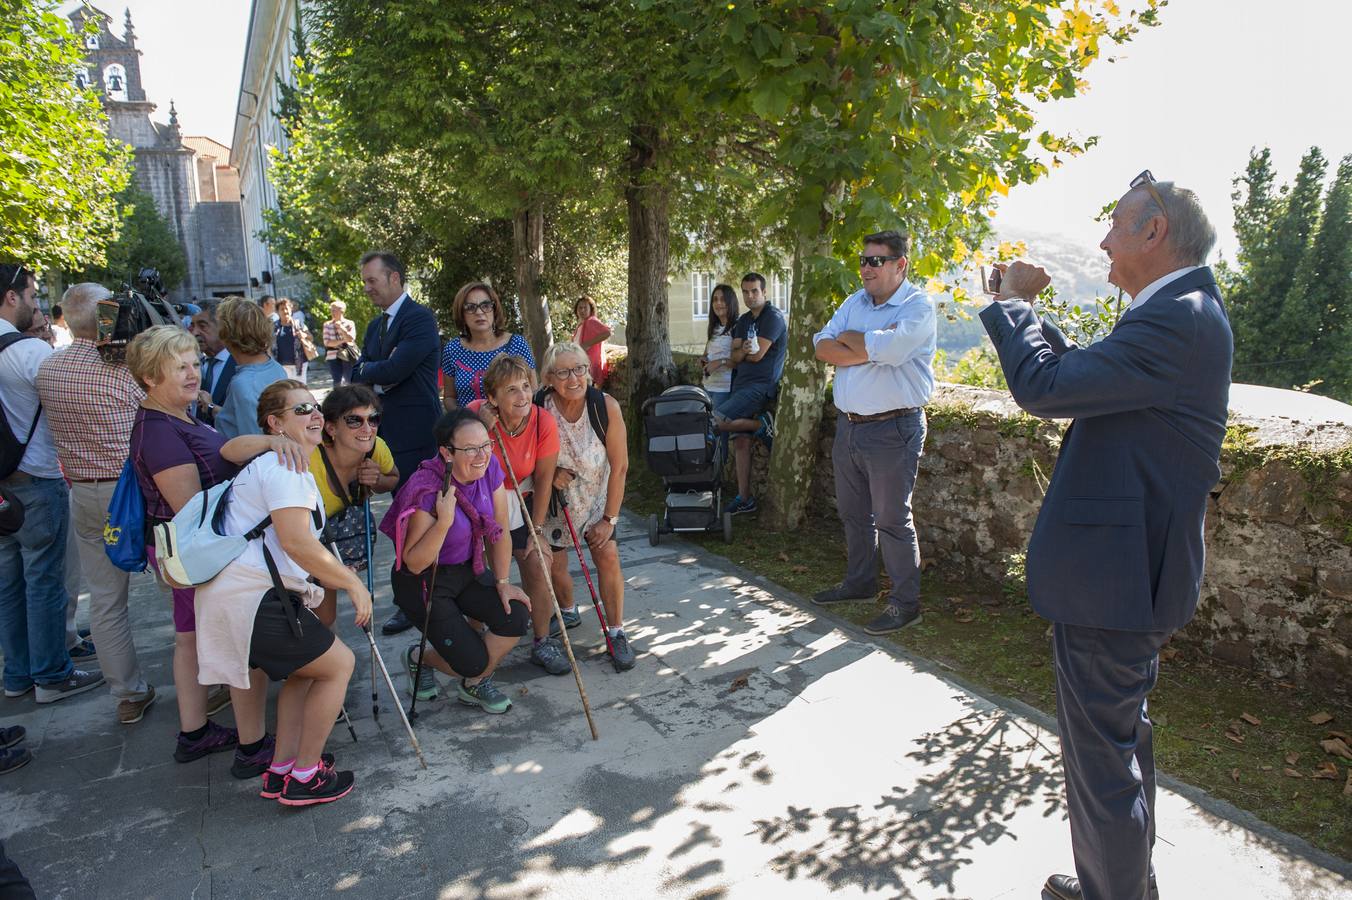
xmin=75 ymin=0 xmax=1351 ymax=262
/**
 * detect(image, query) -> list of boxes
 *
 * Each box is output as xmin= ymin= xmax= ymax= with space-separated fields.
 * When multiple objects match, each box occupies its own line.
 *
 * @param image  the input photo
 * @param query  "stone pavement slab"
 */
xmin=2 ymin=509 xmax=1349 ymax=899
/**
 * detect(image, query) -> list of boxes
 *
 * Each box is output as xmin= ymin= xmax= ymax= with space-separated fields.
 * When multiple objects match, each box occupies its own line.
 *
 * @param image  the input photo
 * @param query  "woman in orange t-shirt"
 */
xmin=469 ymin=354 xmax=569 ymax=676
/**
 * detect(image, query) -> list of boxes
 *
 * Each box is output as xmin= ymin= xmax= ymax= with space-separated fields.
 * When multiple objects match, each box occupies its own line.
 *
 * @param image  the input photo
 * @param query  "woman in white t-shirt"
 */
xmin=196 ymin=379 xmax=373 ymax=808
xmin=700 ymin=283 xmax=739 ymax=406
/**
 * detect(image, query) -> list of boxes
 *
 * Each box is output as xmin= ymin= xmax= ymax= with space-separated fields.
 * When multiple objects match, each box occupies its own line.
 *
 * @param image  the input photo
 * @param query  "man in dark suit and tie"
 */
xmin=353 ymin=250 xmax=442 ymax=635
xmin=191 ymin=302 xmax=234 ymax=426
xmin=979 ymin=174 xmax=1232 ymax=900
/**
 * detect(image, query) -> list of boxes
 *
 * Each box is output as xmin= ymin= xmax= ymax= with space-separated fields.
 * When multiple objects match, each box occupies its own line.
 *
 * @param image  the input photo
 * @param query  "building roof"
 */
xmin=182 ymin=135 xmax=234 ymax=162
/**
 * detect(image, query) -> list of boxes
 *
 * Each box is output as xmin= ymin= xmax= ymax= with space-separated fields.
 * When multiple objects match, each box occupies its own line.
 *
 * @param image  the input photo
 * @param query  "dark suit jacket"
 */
xmin=210 ymin=355 xmax=236 ymax=406
xmin=353 ymin=296 xmax=442 ymax=461
xmin=979 ymin=267 xmax=1233 ymax=632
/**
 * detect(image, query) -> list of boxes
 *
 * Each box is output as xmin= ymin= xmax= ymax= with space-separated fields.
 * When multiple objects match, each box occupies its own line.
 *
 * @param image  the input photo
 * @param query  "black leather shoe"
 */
xmin=381 ymin=609 xmax=415 ymax=636
xmin=1042 ymin=873 xmax=1159 ymax=900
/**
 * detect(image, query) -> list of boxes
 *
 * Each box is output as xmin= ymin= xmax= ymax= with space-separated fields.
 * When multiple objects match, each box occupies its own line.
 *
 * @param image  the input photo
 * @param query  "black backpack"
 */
xmin=0 ymin=333 xmax=42 ymax=480
xmin=533 ymin=385 xmax=609 ymax=443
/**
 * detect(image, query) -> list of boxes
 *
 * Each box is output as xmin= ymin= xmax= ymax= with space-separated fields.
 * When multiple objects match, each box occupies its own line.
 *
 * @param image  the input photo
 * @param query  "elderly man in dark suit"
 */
xmin=980 ymin=174 xmax=1232 ymax=900
xmin=352 ymin=250 xmax=442 ymax=634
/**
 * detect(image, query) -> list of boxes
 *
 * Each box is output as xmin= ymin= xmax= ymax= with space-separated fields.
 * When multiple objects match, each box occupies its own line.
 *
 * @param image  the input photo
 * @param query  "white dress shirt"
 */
xmin=1128 ymin=266 xmax=1201 ymax=311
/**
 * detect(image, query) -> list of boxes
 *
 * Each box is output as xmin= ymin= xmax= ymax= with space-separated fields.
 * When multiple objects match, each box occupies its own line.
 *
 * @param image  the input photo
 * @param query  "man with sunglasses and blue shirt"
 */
xmin=811 ymin=230 xmax=936 ymax=636
xmin=980 ymin=174 xmax=1231 ymax=900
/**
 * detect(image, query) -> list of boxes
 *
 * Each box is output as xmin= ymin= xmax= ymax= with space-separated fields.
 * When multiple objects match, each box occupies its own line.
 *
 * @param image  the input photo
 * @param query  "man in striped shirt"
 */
xmin=35 ymin=283 xmax=155 ymax=725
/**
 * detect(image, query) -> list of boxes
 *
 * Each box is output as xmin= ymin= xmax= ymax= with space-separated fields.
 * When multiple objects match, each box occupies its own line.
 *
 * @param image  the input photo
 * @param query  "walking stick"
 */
xmin=339 ymin=706 xmax=358 ymax=743
xmin=557 ymin=494 xmax=617 ymax=663
xmin=491 ymin=424 xmax=600 ymax=741
xmin=408 ymin=465 xmax=450 ymax=723
xmin=363 ymin=624 xmax=428 ymax=769
xmin=363 ymin=499 xmax=378 ymax=724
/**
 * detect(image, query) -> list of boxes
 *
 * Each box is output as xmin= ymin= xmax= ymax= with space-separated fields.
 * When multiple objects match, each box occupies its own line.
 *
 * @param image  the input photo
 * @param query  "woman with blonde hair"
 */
xmin=198 ymin=379 xmax=372 ymax=806
xmin=213 ymin=297 xmax=286 ymax=438
xmin=537 ymin=341 xmax=635 ymax=670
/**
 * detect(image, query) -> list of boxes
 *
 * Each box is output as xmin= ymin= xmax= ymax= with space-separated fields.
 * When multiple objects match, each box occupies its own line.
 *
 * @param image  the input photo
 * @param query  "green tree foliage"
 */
xmin=663 ymin=0 xmax=1161 ymax=527
xmin=1223 ymin=147 xmax=1351 ymax=400
xmin=0 ymin=0 xmax=132 ymax=269
xmin=68 ymin=183 xmax=187 ymax=291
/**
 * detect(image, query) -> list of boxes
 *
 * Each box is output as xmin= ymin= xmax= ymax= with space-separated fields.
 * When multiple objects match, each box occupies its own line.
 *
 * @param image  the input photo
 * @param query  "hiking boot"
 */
xmin=69 ymin=638 xmax=98 ymax=667
xmin=0 ymin=725 xmax=24 ymax=750
xmin=278 ymin=761 xmax=355 ymax=807
xmin=863 ymin=603 xmax=922 ymax=635
xmin=0 ymin=747 xmax=31 ymax=776
xmin=173 ymin=720 xmax=238 ymax=763
xmin=35 ymin=669 xmax=105 ymax=704
xmin=230 ymin=733 xmax=277 ymax=779
xmin=404 ymin=645 xmax=439 ymax=702
xmin=726 ymin=495 xmax=758 ymax=515
xmin=811 ymin=583 xmax=876 ymax=606
xmin=457 ymin=676 xmax=511 ymax=714
xmin=205 ymin=684 xmax=232 ymax=716
xmin=260 ymin=753 xmax=335 ymax=799
xmin=530 ymin=638 xmax=571 ymax=676
xmin=382 ymin=608 xmax=415 ymax=636
xmin=548 ymin=606 xmax=582 ymax=637
xmin=608 ymin=632 xmax=637 ymax=671
xmin=117 ymin=685 xmax=157 ymax=725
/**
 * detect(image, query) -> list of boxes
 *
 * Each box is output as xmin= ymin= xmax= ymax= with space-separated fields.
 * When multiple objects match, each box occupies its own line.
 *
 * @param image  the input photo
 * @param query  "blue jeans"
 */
xmin=328 ymin=358 xmax=353 ymax=386
xmin=832 ymin=410 xmax=926 ymax=613
xmin=0 ymin=476 xmax=73 ymax=690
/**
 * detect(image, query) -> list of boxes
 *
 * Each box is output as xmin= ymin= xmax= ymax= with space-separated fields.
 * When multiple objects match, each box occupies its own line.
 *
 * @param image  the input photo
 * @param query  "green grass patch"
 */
xmin=626 ymin=466 xmax=1352 ymax=859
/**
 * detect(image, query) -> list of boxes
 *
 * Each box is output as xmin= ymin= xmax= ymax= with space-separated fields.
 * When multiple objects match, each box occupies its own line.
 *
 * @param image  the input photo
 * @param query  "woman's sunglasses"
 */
xmin=290 ymin=402 xmax=320 ymax=416
xmin=341 ymin=413 xmax=381 ymax=428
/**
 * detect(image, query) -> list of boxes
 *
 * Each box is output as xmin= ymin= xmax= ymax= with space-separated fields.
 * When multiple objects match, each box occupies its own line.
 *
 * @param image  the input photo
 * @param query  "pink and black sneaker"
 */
xmin=260 ymin=754 xmax=337 ymax=800
xmin=278 ymin=760 xmax=355 ymax=807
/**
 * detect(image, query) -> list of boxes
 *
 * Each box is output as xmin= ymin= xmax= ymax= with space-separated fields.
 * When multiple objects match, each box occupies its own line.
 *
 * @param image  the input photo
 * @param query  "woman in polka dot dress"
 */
xmin=440 ymin=281 xmax=535 ymax=409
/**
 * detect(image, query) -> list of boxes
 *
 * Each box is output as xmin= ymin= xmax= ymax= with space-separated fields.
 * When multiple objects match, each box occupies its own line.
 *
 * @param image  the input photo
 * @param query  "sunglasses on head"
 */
xmin=1130 ymin=169 xmax=1168 ymax=220
xmin=290 ymin=402 xmax=320 ymax=416
xmin=859 ymin=255 xmax=900 ymax=268
xmin=4 ymin=265 xmax=27 ymax=293
xmin=341 ymin=412 xmax=381 ymax=428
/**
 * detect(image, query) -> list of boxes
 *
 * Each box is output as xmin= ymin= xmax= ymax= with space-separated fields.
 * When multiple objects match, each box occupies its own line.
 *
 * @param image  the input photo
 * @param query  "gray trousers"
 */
xmin=63 ymin=523 xmax=81 ymax=649
xmin=69 ymin=481 xmax=148 ymax=700
xmin=831 ymin=410 xmax=925 ymax=613
xmin=1053 ymin=622 xmax=1169 ymax=900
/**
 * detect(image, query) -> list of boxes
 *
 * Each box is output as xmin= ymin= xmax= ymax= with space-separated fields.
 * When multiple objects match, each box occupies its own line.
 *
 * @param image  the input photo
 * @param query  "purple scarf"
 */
xmin=379 ymin=455 xmax=503 ymax=574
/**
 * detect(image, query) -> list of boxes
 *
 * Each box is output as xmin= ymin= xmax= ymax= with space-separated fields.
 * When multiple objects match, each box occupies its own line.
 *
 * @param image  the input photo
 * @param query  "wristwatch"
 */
xmin=604 ymin=514 xmax=619 ymax=526
xmin=495 ymin=577 xmax=509 ymax=586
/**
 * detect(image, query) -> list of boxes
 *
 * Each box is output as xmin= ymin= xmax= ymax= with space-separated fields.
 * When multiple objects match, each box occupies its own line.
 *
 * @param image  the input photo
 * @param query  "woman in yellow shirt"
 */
xmin=311 ymin=385 xmax=400 ymax=626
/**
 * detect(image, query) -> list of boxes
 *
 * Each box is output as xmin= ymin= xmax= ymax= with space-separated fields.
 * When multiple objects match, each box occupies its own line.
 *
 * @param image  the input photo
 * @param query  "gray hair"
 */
xmin=60 ymin=282 xmax=112 ymax=340
xmin=540 ymin=340 xmax=590 ymax=383
xmin=1131 ymin=181 xmax=1217 ymax=266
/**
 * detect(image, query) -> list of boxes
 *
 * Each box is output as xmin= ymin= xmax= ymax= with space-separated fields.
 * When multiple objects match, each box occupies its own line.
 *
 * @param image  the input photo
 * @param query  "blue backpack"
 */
xmin=104 ymin=458 xmax=147 ymax=573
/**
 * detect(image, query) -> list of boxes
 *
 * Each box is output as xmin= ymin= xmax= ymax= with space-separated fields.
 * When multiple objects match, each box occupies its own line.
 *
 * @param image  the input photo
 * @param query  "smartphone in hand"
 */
xmin=980 ymin=265 xmax=1003 ymax=296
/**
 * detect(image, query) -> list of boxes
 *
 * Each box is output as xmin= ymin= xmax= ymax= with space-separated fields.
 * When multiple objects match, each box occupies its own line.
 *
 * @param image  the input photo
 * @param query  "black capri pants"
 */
xmin=391 ymin=562 xmax=529 ymax=678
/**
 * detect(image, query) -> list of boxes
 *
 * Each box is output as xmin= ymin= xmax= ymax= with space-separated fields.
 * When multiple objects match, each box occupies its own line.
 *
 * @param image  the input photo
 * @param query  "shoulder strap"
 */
xmin=585 ymin=387 xmax=608 ymax=443
xmin=318 ymin=444 xmax=352 ymax=507
xmin=0 ymin=333 xmax=43 ymax=444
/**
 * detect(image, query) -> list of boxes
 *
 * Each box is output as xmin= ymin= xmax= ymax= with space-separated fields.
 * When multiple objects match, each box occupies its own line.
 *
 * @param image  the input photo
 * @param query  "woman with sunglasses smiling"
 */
xmin=440 ymin=281 xmax=535 ymax=409
xmin=197 ymin=380 xmax=373 ymax=806
xmin=309 ymin=385 xmax=399 ymax=627
xmin=381 ymin=409 xmax=532 ymax=714
xmin=537 ymin=342 xmax=635 ymax=670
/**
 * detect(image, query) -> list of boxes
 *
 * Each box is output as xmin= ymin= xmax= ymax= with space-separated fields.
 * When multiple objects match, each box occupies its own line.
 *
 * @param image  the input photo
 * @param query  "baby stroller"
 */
xmin=642 ymin=385 xmax=733 ymax=545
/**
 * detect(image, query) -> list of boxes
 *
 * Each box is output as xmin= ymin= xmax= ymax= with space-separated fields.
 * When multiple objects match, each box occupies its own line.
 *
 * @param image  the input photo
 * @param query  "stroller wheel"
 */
xmin=648 ymin=514 xmax=660 ymax=547
xmin=722 ymin=510 xmax=733 ymax=543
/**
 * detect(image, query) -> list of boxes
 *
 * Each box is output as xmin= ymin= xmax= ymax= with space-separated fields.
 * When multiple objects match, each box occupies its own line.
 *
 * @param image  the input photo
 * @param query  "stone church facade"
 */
xmin=70 ymin=6 xmax=249 ymax=302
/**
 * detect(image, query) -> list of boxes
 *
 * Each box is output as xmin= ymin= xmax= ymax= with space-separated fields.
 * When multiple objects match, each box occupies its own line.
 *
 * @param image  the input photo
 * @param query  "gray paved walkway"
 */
xmin=2 ymin=508 xmax=1349 ymax=898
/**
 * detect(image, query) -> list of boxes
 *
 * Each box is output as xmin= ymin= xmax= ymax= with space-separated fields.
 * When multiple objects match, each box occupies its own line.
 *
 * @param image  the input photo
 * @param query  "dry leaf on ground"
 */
xmin=1345 ymin=770 xmax=1352 ymax=797
xmin=1319 ymin=738 xmax=1352 ymax=761
xmin=1230 ymin=768 xmax=1240 ymax=783
xmin=1260 ymin=765 xmax=1274 ymax=771
xmin=1283 ymin=768 xmax=1304 ymax=778
xmin=1311 ymin=762 xmax=1339 ymax=780
xmin=1240 ymin=712 xmax=1261 ymax=726
xmin=1159 ymin=647 xmax=1179 ymax=662
xmin=1224 ymin=731 xmax=1245 ymax=745
xmin=1285 ymin=751 xmax=1302 ymax=766
xmin=954 ymin=610 xmax=975 ymax=623
xmin=729 ymin=675 xmax=749 ymax=693
xmin=790 ymin=564 xmax=809 ymax=574
xmin=1308 ymin=711 xmax=1334 ymax=725
xmin=776 ymin=552 xmax=790 ymax=562
xmin=1203 ymin=745 xmax=1221 ymax=754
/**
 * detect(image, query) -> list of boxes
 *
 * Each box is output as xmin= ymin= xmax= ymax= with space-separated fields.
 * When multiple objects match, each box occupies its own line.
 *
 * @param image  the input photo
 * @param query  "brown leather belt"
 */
xmin=844 ymin=407 xmax=918 ymax=424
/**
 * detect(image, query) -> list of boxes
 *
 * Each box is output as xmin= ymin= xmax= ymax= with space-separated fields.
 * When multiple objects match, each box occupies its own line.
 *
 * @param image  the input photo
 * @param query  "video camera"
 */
xmin=95 ymin=268 xmax=189 ymax=363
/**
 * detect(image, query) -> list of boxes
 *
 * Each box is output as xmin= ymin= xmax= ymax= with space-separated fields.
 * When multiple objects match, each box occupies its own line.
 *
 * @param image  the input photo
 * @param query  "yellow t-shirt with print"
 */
xmin=309 ymin=437 xmax=396 ymax=516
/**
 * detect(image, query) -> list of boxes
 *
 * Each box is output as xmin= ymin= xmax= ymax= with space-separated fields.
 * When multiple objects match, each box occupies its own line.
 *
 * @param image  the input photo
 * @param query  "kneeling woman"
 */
xmin=382 ymin=409 xmax=531 ymax=715
xmin=196 ymin=380 xmax=373 ymax=806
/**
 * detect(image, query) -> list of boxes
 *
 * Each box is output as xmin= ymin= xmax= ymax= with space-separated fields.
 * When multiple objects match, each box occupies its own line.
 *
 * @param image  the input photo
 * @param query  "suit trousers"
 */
xmin=1052 ymin=621 xmax=1169 ymax=900
xmin=831 ymin=410 xmax=925 ymax=613
xmin=69 ymin=481 xmax=149 ymax=700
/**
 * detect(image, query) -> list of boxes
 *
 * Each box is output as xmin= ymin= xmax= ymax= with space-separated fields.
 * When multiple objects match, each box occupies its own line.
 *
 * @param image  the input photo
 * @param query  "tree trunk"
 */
xmin=623 ymin=123 xmax=678 ymax=446
xmin=512 ymin=202 xmax=552 ymax=361
xmin=764 ymin=218 xmax=835 ymax=530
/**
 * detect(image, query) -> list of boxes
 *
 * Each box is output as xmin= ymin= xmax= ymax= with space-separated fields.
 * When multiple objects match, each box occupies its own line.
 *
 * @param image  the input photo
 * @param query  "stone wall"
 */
xmin=617 ymin=356 xmax=1352 ymax=688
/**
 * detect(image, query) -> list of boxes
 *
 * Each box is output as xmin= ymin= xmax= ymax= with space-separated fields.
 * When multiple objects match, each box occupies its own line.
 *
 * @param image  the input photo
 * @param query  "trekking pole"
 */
xmin=491 ymin=424 xmax=599 ymax=741
xmin=362 ymin=624 xmax=428 ymax=769
xmin=557 ymin=494 xmax=618 ymax=664
xmin=363 ymin=499 xmax=378 ymax=725
xmin=339 ymin=706 xmax=358 ymax=743
xmin=408 ymin=465 xmax=451 ymax=723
